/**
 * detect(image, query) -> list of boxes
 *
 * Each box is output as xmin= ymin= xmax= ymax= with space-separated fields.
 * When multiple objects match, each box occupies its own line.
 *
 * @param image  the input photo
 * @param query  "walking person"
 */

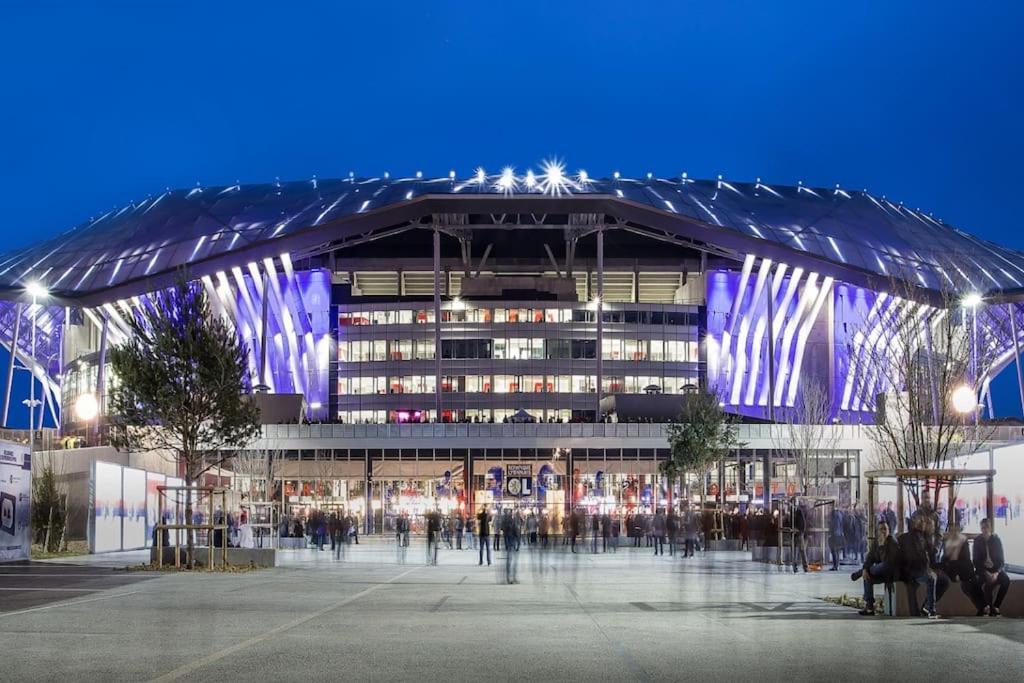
xmin=477 ymin=507 xmax=492 ymax=566
xmin=455 ymin=513 xmax=464 ymax=550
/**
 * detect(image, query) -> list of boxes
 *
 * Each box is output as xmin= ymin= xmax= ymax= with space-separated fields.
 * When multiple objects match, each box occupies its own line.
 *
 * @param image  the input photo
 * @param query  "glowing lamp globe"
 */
xmin=951 ymin=385 xmax=977 ymax=415
xmin=74 ymin=393 xmax=99 ymax=421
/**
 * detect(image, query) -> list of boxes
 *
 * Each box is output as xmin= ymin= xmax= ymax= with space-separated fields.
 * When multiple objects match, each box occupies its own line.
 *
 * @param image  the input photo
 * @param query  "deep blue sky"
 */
xmin=2 ymin=2 xmax=1023 ymax=426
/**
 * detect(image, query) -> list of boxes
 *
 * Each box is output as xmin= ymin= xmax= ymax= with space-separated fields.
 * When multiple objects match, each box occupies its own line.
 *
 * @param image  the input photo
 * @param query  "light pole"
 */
xmin=24 ymin=282 xmax=49 ymax=453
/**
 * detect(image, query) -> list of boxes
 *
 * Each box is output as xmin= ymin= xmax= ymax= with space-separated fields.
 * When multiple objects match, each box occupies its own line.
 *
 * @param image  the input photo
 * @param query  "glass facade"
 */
xmin=334 ymin=300 xmax=703 ymax=423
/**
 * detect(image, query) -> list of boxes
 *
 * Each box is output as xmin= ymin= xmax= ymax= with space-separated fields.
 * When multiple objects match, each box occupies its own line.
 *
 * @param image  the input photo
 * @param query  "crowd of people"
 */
xmin=278 ymin=510 xmax=361 ymax=558
xmin=852 ymin=506 xmax=1010 ymax=618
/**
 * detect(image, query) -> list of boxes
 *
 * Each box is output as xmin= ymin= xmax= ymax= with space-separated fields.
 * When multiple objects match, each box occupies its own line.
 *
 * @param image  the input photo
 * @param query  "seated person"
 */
xmin=940 ymin=523 xmax=986 ymax=615
xmin=855 ymin=520 xmax=901 ymax=615
xmin=973 ymin=518 xmax=1011 ymax=617
xmin=899 ymin=515 xmax=939 ymax=618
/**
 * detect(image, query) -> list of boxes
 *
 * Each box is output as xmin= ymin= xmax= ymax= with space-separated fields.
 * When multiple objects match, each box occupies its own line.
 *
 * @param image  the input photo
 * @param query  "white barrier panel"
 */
xmin=0 ymin=440 xmax=31 ymax=562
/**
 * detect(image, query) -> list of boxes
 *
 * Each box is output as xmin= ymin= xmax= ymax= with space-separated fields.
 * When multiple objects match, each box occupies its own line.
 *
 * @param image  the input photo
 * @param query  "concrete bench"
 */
xmin=278 ymin=537 xmax=307 ymax=550
xmin=887 ymin=575 xmax=1023 ymax=617
xmin=150 ymin=546 xmax=277 ymax=568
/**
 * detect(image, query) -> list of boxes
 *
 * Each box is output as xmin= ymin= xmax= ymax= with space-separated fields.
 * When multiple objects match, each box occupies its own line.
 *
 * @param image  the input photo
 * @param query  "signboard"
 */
xmin=0 ymin=441 xmax=31 ymax=562
xmin=505 ymin=464 xmax=532 ymax=497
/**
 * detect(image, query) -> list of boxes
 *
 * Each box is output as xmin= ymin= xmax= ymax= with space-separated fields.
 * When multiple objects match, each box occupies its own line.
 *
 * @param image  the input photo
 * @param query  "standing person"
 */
xmin=738 ymin=509 xmax=750 ymax=551
xmin=684 ymin=508 xmax=699 ymax=558
xmin=426 ymin=509 xmax=441 ymax=565
xmin=653 ymin=509 xmax=666 ymax=556
xmin=335 ymin=513 xmax=350 ymax=561
xmin=455 ymin=512 xmax=464 ymax=550
xmin=854 ymin=520 xmax=901 ymax=615
xmin=853 ymin=504 xmax=867 ymax=563
xmin=829 ymin=507 xmax=845 ymax=571
xmin=539 ymin=512 xmax=550 ymax=549
xmin=349 ymin=512 xmax=359 ymax=544
xmin=328 ymin=511 xmax=339 ymax=552
xmin=570 ymin=509 xmax=580 ymax=553
xmin=477 ymin=507 xmax=492 ymax=566
xmin=791 ymin=504 xmax=809 ymax=573
xmin=465 ymin=511 xmax=476 ymax=549
xmin=601 ymin=511 xmax=612 ymax=553
xmin=973 ymin=518 xmax=1011 ymax=617
xmin=883 ymin=502 xmax=897 ymax=536
xmin=591 ymin=513 xmax=600 ymax=553
xmin=503 ymin=510 xmax=520 ymax=584
xmin=526 ymin=511 xmax=538 ymax=546
xmin=492 ymin=509 xmax=501 ymax=552
xmin=446 ymin=513 xmax=456 ymax=550
xmin=666 ymin=509 xmax=679 ymax=557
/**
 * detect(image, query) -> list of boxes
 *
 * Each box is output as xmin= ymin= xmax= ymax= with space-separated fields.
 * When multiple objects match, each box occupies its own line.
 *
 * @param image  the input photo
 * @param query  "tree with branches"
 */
xmin=664 ymin=387 xmax=744 ymax=508
xmin=773 ymin=379 xmax=841 ymax=496
xmin=864 ymin=279 xmax=995 ymax=509
xmin=108 ymin=277 xmax=262 ymax=567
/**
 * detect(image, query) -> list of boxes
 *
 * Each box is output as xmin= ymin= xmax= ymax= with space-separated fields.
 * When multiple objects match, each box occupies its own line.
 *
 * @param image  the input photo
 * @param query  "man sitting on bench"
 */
xmin=854 ymin=520 xmax=901 ymax=615
xmin=974 ymin=518 xmax=1011 ymax=617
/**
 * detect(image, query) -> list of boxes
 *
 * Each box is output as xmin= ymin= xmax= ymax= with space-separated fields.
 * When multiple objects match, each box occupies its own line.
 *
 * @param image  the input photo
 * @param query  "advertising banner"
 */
xmin=91 ymin=461 xmax=123 ymax=553
xmin=122 ymin=468 xmax=147 ymax=550
xmin=0 ymin=440 xmax=31 ymax=562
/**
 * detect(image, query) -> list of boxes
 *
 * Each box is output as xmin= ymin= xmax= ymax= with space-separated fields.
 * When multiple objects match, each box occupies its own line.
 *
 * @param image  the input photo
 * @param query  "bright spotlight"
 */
xmin=26 ymin=282 xmax=49 ymax=299
xmin=961 ymin=292 xmax=983 ymax=308
xmin=74 ymin=393 xmax=99 ymax=421
xmin=951 ymin=385 xmax=977 ymax=414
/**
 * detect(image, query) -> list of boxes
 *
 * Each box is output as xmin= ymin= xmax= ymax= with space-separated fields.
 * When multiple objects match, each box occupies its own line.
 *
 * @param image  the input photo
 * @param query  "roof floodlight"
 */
xmin=961 ymin=292 xmax=983 ymax=308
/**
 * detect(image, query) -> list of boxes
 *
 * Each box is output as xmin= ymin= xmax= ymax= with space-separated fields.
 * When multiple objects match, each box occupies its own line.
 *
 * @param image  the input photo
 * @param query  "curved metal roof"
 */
xmin=2 ymin=167 xmax=1022 ymax=303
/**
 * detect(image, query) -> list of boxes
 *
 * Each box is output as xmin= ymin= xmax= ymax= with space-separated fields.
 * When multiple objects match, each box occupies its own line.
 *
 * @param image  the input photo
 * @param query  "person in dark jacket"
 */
xmin=829 ymin=508 xmax=845 ymax=571
xmin=791 ymin=504 xmax=808 ymax=573
xmin=973 ymin=518 xmax=1011 ymax=616
xmin=477 ymin=508 xmax=491 ymax=566
xmin=900 ymin=516 xmax=938 ymax=617
xmin=940 ymin=523 xmax=985 ymax=615
xmin=855 ymin=520 xmax=901 ymax=615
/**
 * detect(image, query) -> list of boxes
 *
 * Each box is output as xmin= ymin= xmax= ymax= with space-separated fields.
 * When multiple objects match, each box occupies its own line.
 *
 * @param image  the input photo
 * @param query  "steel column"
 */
xmin=433 ymin=229 xmax=442 ymax=420
xmin=596 ymin=229 xmax=604 ymax=420
xmin=1008 ymin=304 xmax=1024 ymax=416
xmin=2 ymin=303 xmax=22 ymax=427
xmin=94 ymin=312 xmax=109 ymax=443
xmin=258 ymin=268 xmax=270 ymax=391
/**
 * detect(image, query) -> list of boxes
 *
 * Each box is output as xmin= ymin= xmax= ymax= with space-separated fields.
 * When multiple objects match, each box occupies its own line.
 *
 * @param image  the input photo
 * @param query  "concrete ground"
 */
xmin=1 ymin=539 xmax=1022 ymax=682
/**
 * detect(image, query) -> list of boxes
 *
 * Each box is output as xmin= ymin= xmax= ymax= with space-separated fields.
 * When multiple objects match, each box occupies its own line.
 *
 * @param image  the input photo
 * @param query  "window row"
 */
xmin=338 ymin=308 xmax=699 ymax=327
xmin=339 ymin=338 xmax=700 ymax=362
xmin=337 ymin=375 xmax=699 ymax=395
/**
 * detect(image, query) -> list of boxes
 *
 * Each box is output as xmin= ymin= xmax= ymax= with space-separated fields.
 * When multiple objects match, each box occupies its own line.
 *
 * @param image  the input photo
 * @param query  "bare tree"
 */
xmin=773 ymin=379 xmax=841 ymax=496
xmin=863 ymin=279 xmax=995 ymax=507
xmin=231 ymin=446 xmax=282 ymax=502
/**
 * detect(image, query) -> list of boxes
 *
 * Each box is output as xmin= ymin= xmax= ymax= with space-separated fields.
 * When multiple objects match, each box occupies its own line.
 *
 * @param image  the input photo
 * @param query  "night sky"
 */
xmin=2 ymin=2 xmax=1023 ymax=426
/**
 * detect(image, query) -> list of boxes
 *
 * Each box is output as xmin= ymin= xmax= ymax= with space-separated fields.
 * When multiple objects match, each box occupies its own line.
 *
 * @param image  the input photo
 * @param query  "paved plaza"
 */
xmin=1 ymin=541 xmax=1022 ymax=682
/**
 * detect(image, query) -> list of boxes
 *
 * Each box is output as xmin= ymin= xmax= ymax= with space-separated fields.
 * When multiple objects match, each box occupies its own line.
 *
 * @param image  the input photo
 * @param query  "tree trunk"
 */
xmin=44 ymin=505 xmax=54 ymax=552
xmin=184 ymin=473 xmax=195 ymax=569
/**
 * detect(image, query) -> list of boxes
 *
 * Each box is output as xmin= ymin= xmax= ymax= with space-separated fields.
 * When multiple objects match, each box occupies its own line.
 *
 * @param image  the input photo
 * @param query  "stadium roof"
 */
xmin=2 ymin=164 xmax=1023 ymax=305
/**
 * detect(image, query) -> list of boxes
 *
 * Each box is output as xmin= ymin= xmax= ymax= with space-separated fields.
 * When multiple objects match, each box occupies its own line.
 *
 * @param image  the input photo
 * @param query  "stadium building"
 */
xmin=3 ymin=161 xmax=1024 ymax=533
